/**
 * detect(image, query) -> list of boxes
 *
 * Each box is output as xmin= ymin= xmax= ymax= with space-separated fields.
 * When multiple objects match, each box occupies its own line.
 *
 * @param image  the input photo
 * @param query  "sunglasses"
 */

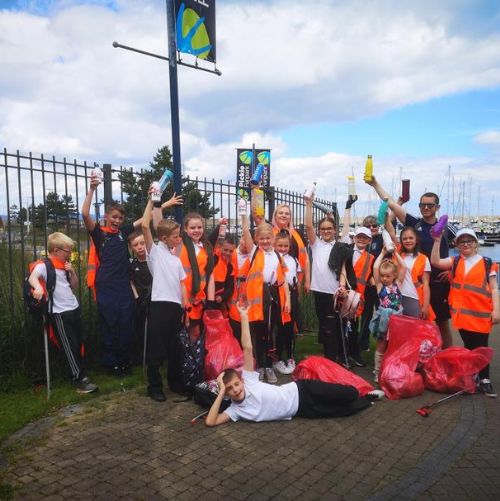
xmin=319 ymin=227 xmax=335 ymax=232
xmin=419 ymin=203 xmax=437 ymax=209
xmin=457 ymin=239 xmax=476 ymax=246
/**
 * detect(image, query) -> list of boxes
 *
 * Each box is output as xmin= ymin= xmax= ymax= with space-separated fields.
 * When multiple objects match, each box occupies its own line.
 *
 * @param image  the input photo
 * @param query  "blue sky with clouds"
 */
xmin=1 ymin=0 xmax=500 ymax=218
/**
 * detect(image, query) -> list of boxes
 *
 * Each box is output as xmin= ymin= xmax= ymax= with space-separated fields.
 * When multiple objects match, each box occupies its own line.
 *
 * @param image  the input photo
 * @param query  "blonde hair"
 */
xmin=157 ymin=219 xmax=180 ymax=239
xmin=255 ymin=222 xmax=274 ymax=239
xmin=48 ymin=232 xmax=74 ymax=253
xmin=272 ymin=204 xmax=295 ymax=231
xmin=380 ymin=259 xmax=398 ymax=276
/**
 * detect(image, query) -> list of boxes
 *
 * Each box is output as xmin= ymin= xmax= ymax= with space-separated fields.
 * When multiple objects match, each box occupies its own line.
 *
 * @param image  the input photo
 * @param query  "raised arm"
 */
xmin=430 ymin=235 xmax=453 ymax=270
xmin=490 ymin=273 xmax=500 ymax=325
xmin=384 ymin=211 xmax=398 ymax=246
xmin=152 ymin=192 xmax=183 ymax=230
xmin=421 ymin=270 xmax=431 ymax=319
xmin=365 ymin=176 xmax=407 ymax=224
xmin=82 ymin=176 xmax=100 ymax=232
xmin=239 ymin=304 xmax=254 ymax=370
xmin=141 ymin=199 xmax=154 ymax=252
xmin=372 ymin=248 xmax=386 ymax=291
xmin=250 ymin=185 xmax=265 ymax=227
xmin=241 ymin=213 xmax=254 ymax=257
xmin=304 ymin=195 xmax=316 ymax=246
xmin=393 ymin=251 xmax=407 ymax=285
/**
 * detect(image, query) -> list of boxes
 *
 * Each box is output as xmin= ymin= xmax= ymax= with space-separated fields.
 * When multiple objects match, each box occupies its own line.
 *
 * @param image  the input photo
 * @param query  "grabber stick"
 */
xmin=42 ymin=315 xmax=51 ymax=401
xmin=416 ymin=390 xmax=466 ymax=417
xmin=142 ymin=317 xmax=148 ymax=378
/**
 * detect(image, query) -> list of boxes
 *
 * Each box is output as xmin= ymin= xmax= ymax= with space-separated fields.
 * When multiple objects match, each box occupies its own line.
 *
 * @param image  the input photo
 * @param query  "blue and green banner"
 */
xmin=237 ymin=148 xmax=271 ymax=200
xmin=174 ymin=0 xmax=216 ymax=63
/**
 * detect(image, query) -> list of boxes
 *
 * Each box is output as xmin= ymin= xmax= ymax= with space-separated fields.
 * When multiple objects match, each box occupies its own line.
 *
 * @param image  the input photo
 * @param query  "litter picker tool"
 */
xmin=416 ymin=390 xmax=466 ymax=417
xmin=42 ymin=315 xmax=51 ymax=401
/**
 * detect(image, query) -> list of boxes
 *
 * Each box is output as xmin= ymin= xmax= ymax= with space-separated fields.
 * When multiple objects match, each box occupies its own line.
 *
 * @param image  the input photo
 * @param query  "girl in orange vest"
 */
xmin=240 ymin=212 xmax=290 ymax=383
xmin=176 ymin=212 xmax=215 ymax=341
xmin=431 ymin=228 xmax=499 ymax=397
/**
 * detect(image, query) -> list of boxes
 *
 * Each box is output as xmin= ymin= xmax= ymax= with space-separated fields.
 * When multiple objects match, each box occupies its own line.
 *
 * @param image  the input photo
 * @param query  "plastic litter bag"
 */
xmin=422 ymin=347 xmax=493 ymax=393
xmin=379 ymin=315 xmax=442 ymax=399
xmin=293 ymin=355 xmax=374 ymax=397
xmin=203 ymin=310 xmax=244 ymax=381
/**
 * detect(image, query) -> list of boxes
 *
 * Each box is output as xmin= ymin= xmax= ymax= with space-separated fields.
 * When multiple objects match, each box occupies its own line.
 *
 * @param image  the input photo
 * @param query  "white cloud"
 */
xmin=474 ymin=130 xmax=500 ymax=148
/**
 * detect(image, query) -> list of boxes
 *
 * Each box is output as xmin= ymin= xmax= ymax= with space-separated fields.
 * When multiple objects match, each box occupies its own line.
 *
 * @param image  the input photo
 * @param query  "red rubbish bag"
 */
xmin=379 ymin=315 xmax=442 ymax=400
xmin=293 ymin=356 xmax=374 ymax=397
xmin=422 ymin=347 xmax=494 ymax=393
xmin=203 ymin=310 xmax=244 ymax=381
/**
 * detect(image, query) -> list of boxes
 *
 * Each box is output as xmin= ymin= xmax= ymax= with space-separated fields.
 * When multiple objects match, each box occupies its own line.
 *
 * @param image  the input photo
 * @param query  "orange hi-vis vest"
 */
xmin=409 ymin=252 xmax=436 ymax=321
xmin=449 ymin=256 xmax=497 ymax=334
xmin=86 ymin=226 xmax=119 ymax=300
xmin=179 ymin=243 xmax=209 ymax=320
xmin=273 ymin=227 xmax=308 ymax=282
xmin=240 ymin=248 xmax=291 ymax=324
xmin=353 ymin=249 xmax=374 ymax=316
xmin=213 ymin=247 xmax=230 ymax=285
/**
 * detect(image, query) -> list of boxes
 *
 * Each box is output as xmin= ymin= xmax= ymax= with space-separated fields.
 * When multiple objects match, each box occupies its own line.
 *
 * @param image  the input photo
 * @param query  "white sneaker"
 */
xmin=273 ymin=361 xmax=288 ymax=375
xmin=286 ymin=358 xmax=296 ymax=374
xmin=258 ymin=368 xmax=265 ymax=381
xmin=265 ymin=368 xmax=278 ymax=383
xmin=367 ymin=389 xmax=385 ymax=400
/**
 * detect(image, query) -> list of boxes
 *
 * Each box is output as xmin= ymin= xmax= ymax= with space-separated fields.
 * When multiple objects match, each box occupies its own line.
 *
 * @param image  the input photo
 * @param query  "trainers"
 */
xmin=478 ymin=379 xmax=497 ymax=398
xmin=258 ymin=368 xmax=265 ymax=381
xmin=286 ymin=358 xmax=296 ymax=374
xmin=76 ymin=377 xmax=98 ymax=394
xmin=148 ymin=389 xmax=166 ymax=402
xmin=265 ymin=368 xmax=278 ymax=383
xmin=349 ymin=356 xmax=366 ymax=368
xmin=367 ymin=389 xmax=385 ymax=401
xmin=273 ymin=361 xmax=288 ymax=375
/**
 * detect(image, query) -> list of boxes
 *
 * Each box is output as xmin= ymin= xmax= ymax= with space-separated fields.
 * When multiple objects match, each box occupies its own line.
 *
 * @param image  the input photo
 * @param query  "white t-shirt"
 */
xmin=224 ymin=370 xmax=299 ymax=422
xmin=147 ymin=242 xmax=187 ymax=304
xmin=281 ymin=253 xmax=301 ymax=286
xmin=250 ymin=245 xmax=281 ymax=283
xmin=400 ymin=254 xmax=431 ymax=300
xmin=352 ymin=246 xmax=365 ymax=267
xmin=237 ymin=248 xmax=249 ymax=269
xmin=310 ymin=239 xmax=339 ymax=294
xmin=32 ymin=262 xmax=79 ymax=314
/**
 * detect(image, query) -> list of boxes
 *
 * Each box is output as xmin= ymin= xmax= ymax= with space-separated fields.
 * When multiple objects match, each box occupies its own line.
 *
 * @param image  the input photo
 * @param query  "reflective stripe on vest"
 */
xmin=450 ymin=307 xmax=491 ymax=319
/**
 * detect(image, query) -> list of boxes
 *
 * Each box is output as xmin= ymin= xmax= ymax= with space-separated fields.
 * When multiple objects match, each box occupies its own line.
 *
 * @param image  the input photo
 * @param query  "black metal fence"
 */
xmin=0 ymin=148 xmax=337 ymax=379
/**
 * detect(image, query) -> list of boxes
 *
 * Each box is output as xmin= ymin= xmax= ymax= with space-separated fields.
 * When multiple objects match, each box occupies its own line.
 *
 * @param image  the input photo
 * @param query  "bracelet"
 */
xmin=153 ymin=201 xmax=162 ymax=208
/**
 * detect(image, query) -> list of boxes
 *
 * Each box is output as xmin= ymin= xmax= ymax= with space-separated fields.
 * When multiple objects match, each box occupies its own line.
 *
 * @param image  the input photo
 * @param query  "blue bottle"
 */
xmin=250 ymin=163 xmax=265 ymax=185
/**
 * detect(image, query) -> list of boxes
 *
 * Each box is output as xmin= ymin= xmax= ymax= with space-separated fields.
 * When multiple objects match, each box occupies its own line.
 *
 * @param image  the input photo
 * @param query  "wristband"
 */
xmin=153 ymin=201 xmax=162 ymax=208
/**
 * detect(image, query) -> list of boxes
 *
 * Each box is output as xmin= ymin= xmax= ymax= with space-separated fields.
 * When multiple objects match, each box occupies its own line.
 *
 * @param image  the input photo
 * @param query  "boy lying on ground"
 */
xmin=205 ymin=304 xmax=379 ymax=426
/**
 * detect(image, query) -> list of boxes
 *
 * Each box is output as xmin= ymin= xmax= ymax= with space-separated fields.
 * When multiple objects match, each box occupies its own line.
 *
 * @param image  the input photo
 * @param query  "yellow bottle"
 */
xmin=364 ymin=155 xmax=373 ymax=182
xmin=253 ymin=188 xmax=265 ymax=217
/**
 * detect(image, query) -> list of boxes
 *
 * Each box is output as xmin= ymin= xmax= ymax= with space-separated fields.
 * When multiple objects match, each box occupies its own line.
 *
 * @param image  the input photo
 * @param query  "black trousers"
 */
xmin=360 ymin=285 xmax=379 ymax=350
xmin=276 ymin=288 xmax=299 ymax=361
xmin=49 ymin=307 xmax=86 ymax=382
xmin=296 ymin=380 xmax=371 ymax=418
xmin=146 ymin=301 xmax=183 ymax=393
xmin=459 ymin=329 xmax=490 ymax=380
xmin=229 ymin=318 xmax=242 ymax=345
xmin=132 ymin=298 xmax=149 ymax=366
xmin=313 ymin=291 xmax=342 ymax=361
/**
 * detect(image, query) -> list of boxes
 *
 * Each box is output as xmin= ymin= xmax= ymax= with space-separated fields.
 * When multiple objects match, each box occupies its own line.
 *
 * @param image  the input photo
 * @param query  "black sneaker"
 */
xmin=349 ymin=356 xmax=367 ymax=368
xmin=478 ymin=379 xmax=497 ymax=398
xmin=148 ymin=389 xmax=166 ymax=402
xmin=76 ymin=377 xmax=98 ymax=394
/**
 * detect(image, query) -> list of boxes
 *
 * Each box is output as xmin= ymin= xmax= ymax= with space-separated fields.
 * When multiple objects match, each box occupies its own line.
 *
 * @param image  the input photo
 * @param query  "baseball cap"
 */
xmin=354 ymin=227 xmax=372 ymax=239
xmin=455 ymin=228 xmax=478 ymax=241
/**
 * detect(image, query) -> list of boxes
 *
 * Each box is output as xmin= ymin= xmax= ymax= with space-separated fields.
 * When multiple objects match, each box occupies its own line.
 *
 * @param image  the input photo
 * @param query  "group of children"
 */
xmin=28 ymin=170 xmax=499 ymax=410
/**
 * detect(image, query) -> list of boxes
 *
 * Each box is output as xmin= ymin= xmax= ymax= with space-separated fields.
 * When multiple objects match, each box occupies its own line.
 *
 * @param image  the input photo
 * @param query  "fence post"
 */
xmin=268 ymin=186 xmax=276 ymax=221
xmin=103 ymin=163 xmax=112 ymax=207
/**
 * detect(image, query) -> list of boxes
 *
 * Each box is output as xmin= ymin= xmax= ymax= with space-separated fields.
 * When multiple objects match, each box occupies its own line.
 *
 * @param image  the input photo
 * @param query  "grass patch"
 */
xmin=0 ymin=367 xmax=146 ymax=444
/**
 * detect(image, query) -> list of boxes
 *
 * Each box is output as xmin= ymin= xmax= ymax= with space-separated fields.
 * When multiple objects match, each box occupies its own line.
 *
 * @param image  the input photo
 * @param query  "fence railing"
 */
xmin=1 ymin=148 xmax=337 ymax=379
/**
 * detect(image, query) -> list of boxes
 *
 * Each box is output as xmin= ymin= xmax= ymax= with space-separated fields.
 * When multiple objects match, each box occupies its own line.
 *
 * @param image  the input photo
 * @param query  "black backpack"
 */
xmin=23 ymin=258 xmax=56 ymax=317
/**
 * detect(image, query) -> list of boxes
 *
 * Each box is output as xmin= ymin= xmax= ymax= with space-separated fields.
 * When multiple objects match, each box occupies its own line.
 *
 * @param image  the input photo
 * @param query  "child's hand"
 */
xmin=215 ymin=295 xmax=223 ymax=304
xmin=216 ymin=372 xmax=226 ymax=395
xmin=219 ymin=217 xmax=228 ymax=226
xmin=163 ymin=193 xmax=183 ymax=208
xmin=492 ymin=311 xmax=500 ymax=325
xmin=89 ymin=175 xmax=100 ymax=190
xmin=284 ymin=300 xmax=291 ymax=314
xmin=64 ymin=261 xmax=73 ymax=272
xmin=33 ymin=286 xmax=44 ymax=301
xmin=419 ymin=305 xmax=429 ymax=320
xmin=237 ymin=302 xmax=249 ymax=316
xmin=303 ymin=193 xmax=314 ymax=204
xmin=364 ymin=175 xmax=376 ymax=187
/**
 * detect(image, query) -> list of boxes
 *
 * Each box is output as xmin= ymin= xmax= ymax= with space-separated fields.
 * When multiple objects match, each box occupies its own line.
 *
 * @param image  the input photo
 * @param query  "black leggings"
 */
xmin=459 ymin=329 xmax=490 ymax=380
xmin=313 ymin=291 xmax=341 ymax=361
xmin=296 ymin=380 xmax=371 ymax=418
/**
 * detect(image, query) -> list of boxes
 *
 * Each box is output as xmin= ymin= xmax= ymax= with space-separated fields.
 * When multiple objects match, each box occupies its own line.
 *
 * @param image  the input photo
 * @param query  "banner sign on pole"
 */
xmin=174 ymin=0 xmax=216 ymax=63
xmin=236 ymin=148 xmax=271 ymax=200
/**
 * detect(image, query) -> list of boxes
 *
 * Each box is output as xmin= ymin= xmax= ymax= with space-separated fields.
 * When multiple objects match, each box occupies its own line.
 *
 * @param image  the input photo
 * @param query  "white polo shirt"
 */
xmin=310 ymin=238 xmax=339 ymax=294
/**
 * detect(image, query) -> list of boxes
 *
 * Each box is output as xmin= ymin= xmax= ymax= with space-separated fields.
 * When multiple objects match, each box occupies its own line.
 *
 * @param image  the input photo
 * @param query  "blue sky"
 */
xmin=1 ymin=0 xmax=500 ymax=218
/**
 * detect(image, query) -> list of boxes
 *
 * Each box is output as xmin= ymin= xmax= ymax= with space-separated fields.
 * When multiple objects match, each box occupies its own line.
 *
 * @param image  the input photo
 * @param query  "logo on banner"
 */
xmin=175 ymin=1 xmax=216 ymax=62
xmin=236 ymin=149 xmax=271 ymax=200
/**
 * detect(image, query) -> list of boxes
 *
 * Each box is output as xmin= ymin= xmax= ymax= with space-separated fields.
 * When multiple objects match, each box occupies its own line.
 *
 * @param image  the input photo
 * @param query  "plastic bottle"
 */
xmin=364 ymin=155 xmax=373 ymax=182
xmin=237 ymin=197 xmax=248 ymax=216
xmin=90 ymin=166 xmax=102 ymax=184
xmin=158 ymin=170 xmax=174 ymax=191
xmin=304 ymin=182 xmax=317 ymax=199
xmin=313 ymin=201 xmax=333 ymax=214
xmin=250 ymin=163 xmax=265 ymax=185
xmin=377 ymin=200 xmax=389 ymax=225
xmin=150 ymin=181 xmax=162 ymax=202
xmin=401 ymin=179 xmax=410 ymax=203
xmin=219 ymin=218 xmax=227 ymax=239
xmin=348 ymin=176 xmax=356 ymax=197
xmin=382 ymin=228 xmax=395 ymax=252
xmin=253 ymin=188 xmax=265 ymax=217
xmin=431 ymin=214 xmax=448 ymax=238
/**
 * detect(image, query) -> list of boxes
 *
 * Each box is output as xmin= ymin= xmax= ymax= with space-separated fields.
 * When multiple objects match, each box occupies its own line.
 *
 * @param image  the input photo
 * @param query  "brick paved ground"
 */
xmin=1 ymin=326 xmax=499 ymax=500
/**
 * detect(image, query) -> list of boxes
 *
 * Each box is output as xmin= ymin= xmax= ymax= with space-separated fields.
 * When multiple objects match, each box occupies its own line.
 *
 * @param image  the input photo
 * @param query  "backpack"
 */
xmin=23 ymin=258 xmax=56 ymax=317
xmin=176 ymin=327 xmax=205 ymax=394
xmin=451 ymin=255 xmax=492 ymax=281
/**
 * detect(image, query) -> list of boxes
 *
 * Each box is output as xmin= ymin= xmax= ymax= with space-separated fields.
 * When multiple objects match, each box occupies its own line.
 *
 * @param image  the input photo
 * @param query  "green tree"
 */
xmin=119 ymin=145 xmax=218 ymax=221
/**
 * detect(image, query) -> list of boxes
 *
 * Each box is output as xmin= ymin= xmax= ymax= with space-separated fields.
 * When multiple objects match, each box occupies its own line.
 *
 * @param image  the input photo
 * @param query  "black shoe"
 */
xmin=478 ymin=379 xmax=497 ymax=398
xmin=148 ymin=389 xmax=166 ymax=402
xmin=75 ymin=377 xmax=98 ymax=394
xmin=349 ymin=356 xmax=366 ymax=368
